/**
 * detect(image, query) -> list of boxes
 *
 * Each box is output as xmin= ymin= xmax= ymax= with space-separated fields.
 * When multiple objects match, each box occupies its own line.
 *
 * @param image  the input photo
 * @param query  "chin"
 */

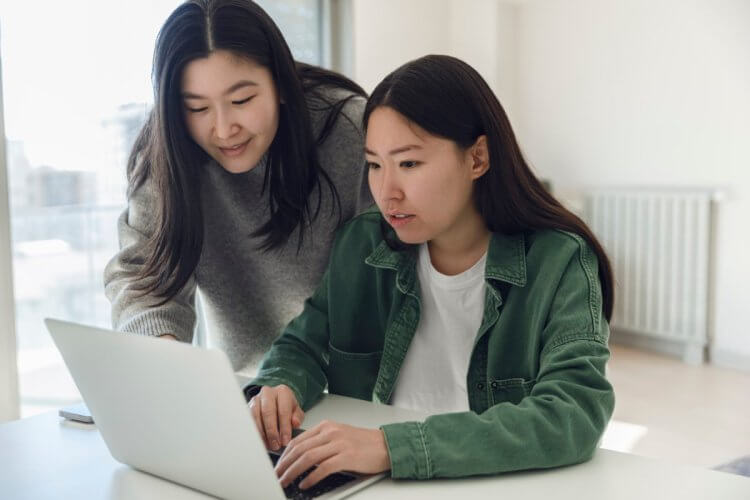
xmin=218 ymin=163 xmax=252 ymax=174
xmin=393 ymin=230 xmax=428 ymax=246
xmin=217 ymin=155 xmax=262 ymax=174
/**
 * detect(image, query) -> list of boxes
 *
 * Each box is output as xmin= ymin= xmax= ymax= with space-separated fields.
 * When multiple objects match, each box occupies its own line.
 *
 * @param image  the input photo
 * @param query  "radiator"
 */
xmin=582 ymin=188 xmax=718 ymax=363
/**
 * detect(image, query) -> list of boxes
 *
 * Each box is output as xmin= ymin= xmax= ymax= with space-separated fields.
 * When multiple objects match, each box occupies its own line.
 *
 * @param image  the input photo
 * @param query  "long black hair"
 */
xmin=128 ymin=0 xmax=366 ymax=303
xmin=363 ymin=55 xmax=614 ymax=321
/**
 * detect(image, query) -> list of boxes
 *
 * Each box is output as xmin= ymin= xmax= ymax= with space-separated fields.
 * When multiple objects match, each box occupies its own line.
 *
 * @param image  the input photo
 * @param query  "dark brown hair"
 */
xmin=363 ymin=55 xmax=614 ymax=320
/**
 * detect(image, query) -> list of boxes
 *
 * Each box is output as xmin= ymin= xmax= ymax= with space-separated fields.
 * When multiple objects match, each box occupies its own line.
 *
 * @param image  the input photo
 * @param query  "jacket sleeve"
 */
xmin=247 ymin=270 xmax=331 ymax=410
xmin=103 ymin=176 xmax=197 ymax=342
xmin=381 ymin=242 xmax=615 ymax=479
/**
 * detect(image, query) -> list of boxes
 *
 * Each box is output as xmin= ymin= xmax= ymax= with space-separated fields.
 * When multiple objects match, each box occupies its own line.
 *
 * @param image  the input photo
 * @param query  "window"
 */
xmin=0 ymin=0 xmax=327 ymax=418
xmin=257 ymin=0 xmax=324 ymax=66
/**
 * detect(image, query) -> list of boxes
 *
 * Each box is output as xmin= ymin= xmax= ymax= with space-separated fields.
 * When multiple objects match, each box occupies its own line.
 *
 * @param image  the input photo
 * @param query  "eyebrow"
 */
xmin=364 ymin=144 xmax=422 ymax=156
xmin=182 ymin=80 xmax=258 ymax=100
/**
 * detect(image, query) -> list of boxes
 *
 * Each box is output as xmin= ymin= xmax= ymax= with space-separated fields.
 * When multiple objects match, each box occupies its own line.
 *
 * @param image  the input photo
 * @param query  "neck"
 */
xmin=427 ymin=211 xmax=491 ymax=276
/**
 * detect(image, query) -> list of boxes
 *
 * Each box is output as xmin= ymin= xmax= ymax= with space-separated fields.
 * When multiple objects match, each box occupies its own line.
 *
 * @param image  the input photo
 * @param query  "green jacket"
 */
xmin=249 ymin=208 xmax=614 ymax=480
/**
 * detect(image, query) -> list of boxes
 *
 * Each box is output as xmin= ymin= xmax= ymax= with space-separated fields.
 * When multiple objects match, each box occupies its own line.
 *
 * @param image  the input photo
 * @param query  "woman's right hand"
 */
xmin=248 ymin=385 xmax=305 ymax=451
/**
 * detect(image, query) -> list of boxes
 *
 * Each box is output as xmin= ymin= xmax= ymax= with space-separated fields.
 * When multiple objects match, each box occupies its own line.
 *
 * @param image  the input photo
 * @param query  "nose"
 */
xmin=214 ymin=107 xmax=239 ymax=140
xmin=374 ymin=165 xmax=403 ymax=204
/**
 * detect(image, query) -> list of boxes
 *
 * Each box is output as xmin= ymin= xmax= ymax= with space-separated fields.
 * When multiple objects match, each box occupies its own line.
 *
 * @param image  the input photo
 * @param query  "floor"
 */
xmin=601 ymin=343 xmax=750 ymax=469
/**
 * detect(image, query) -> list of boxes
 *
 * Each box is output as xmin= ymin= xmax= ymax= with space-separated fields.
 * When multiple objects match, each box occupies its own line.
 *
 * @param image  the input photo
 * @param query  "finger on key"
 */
xmin=277 ymin=393 xmax=293 ymax=447
xmin=292 ymin=405 xmax=304 ymax=429
xmin=261 ymin=390 xmax=281 ymax=450
xmin=299 ymin=455 xmax=341 ymax=490
xmin=249 ymin=397 xmax=268 ymax=448
xmin=279 ymin=440 xmax=336 ymax=488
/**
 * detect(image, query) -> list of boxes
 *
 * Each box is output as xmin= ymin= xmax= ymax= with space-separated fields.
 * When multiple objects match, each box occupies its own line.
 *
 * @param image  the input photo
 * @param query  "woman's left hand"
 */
xmin=274 ymin=420 xmax=391 ymax=489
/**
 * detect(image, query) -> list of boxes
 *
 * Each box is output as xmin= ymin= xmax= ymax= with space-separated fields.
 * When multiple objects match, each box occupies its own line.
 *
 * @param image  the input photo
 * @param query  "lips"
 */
xmin=217 ymin=138 xmax=251 ymax=157
xmin=385 ymin=212 xmax=415 ymax=228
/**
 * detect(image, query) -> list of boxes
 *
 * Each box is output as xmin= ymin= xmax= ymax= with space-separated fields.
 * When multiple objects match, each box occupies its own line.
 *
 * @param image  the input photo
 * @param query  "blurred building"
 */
xmin=25 ymin=166 xmax=95 ymax=208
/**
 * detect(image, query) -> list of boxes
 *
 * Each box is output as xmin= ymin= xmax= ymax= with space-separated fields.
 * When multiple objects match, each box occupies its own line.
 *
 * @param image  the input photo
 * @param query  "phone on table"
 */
xmin=58 ymin=402 xmax=94 ymax=424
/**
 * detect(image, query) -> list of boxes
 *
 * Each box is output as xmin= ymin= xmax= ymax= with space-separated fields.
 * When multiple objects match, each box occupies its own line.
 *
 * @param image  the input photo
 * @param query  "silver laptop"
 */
xmin=45 ymin=318 xmax=385 ymax=500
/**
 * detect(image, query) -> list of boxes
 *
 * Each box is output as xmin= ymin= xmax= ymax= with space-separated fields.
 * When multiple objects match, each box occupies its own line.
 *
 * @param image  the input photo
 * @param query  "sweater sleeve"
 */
xmin=103 ymin=176 xmax=197 ymax=342
xmin=381 ymin=243 xmax=615 ymax=479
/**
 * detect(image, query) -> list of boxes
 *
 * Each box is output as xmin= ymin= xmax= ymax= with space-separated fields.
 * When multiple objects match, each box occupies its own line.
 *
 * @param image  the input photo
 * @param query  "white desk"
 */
xmin=1 ymin=394 xmax=748 ymax=499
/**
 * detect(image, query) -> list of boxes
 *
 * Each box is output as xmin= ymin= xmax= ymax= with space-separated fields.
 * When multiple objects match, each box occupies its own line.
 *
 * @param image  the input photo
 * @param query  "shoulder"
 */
xmin=310 ymin=85 xmax=366 ymax=114
xmin=305 ymin=86 xmax=366 ymax=142
xmin=304 ymin=86 xmax=369 ymax=208
xmin=522 ymin=228 xmax=603 ymax=304
xmin=305 ymin=85 xmax=366 ymax=114
xmin=526 ymin=229 xmax=600 ymax=270
xmin=331 ymin=206 xmax=382 ymax=248
xmin=323 ymin=206 xmax=385 ymax=265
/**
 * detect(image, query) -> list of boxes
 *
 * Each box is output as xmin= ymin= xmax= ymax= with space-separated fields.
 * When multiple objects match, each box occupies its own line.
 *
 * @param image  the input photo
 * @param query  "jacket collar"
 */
xmin=365 ymin=240 xmax=419 ymax=296
xmin=365 ymin=231 xmax=527 ymax=294
xmin=485 ymin=231 xmax=527 ymax=288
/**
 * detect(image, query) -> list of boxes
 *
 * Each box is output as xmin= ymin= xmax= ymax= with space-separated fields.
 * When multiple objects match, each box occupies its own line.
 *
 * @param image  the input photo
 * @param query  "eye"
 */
xmin=232 ymin=95 xmax=255 ymax=105
xmin=185 ymin=106 xmax=208 ymax=113
xmin=365 ymin=161 xmax=380 ymax=170
xmin=400 ymin=160 xmax=420 ymax=168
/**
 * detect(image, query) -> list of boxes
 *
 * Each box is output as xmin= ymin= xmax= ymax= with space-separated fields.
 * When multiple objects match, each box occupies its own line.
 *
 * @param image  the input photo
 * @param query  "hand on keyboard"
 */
xmin=248 ymin=384 xmax=305 ymax=451
xmin=269 ymin=450 xmax=356 ymax=499
xmin=274 ymin=420 xmax=391 ymax=490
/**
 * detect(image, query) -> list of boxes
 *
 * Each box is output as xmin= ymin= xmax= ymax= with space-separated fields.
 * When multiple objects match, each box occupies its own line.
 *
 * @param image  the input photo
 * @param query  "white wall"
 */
xmin=350 ymin=0 xmax=520 ymax=124
xmin=352 ymin=0 xmax=449 ymax=93
xmin=349 ymin=0 xmax=750 ymax=367
xmin=515 ymin=0 xmax=750 ymax=365
xmin=448 ymin=0 xmax=519 ymax=122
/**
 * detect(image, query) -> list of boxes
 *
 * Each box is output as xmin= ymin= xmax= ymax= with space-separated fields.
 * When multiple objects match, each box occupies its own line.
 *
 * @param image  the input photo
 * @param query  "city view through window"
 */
xmin=0 ymin=0 xmax=323 ymax=416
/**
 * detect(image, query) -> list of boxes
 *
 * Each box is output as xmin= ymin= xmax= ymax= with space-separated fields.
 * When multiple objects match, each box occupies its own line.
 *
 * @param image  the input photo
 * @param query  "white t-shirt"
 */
xmin=390 ymin=243 xmax=487 ymax=414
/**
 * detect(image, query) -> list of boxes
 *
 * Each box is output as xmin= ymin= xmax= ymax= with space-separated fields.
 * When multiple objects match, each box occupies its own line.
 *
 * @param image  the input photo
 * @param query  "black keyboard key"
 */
xmin=268 ymin=452 xmax=357 ymax=499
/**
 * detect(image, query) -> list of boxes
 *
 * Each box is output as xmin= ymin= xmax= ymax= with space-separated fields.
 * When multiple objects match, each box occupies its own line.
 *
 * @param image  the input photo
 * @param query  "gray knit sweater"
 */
xmin=104 ymin=88 xmax=371 ymax=375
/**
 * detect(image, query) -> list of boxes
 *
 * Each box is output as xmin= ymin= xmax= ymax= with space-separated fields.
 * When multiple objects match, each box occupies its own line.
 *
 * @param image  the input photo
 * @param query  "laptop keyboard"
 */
xmin=268 ymin=452 xmax=357 ymax=499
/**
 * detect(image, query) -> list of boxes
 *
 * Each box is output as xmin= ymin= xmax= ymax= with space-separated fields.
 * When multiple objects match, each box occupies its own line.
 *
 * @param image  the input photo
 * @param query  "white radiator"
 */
xmin=583 ymin=188 xmax=718 ymax=363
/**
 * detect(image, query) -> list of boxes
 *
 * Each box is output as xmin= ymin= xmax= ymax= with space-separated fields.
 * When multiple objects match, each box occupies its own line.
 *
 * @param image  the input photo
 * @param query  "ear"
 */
xmin=468 ymin=135 xmax=490 ymax=180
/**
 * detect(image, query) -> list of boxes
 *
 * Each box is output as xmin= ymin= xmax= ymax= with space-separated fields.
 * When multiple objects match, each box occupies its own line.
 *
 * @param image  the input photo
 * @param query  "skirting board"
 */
xmin=611 ymin=328 xmax=750 ymax=372
xmin=610 ymin=328 xmax=706 ymax=365
xmin=710 ymin=348 xmax=750 ymax=373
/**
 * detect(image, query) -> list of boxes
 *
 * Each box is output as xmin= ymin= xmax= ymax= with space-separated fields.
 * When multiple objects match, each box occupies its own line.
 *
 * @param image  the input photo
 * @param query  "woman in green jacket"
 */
xmin=246 ymin=55 xmax=616 ymax=488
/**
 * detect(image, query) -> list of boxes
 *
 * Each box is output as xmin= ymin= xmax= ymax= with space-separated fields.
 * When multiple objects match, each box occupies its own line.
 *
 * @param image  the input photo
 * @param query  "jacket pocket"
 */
xmin=326 ymin=343 xmax=382 ymax=401
xmin=490 ymin=377 xmax=536 ymax=405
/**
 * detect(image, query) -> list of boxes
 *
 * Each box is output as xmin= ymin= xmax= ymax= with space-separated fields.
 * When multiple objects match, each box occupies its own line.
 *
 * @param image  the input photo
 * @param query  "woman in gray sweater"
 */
xmin=104 ymin=0 xmax=371 ymax=375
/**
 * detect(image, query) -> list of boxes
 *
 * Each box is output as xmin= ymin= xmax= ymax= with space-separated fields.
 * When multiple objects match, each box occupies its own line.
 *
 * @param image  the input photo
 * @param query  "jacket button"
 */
xmin=491 ymin=381 xmax=498 ymax=389
xmin=476 ymin=383 xmax=484 ymax=390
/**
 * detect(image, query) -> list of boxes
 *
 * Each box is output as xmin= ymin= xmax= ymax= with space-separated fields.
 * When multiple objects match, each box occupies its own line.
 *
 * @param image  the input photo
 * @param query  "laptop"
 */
xmin=45 ymin=318 xmax=386 ymax=500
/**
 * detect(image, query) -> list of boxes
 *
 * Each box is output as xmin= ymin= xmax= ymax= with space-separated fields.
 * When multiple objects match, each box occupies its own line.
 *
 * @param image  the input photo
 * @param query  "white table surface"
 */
xmin=1 ymin=393 xmax=748 ymax=499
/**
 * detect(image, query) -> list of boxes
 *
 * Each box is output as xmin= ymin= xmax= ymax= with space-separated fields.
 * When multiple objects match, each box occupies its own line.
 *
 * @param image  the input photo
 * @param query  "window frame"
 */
xmin=0 ymin=45 xmax=21 ymax=422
